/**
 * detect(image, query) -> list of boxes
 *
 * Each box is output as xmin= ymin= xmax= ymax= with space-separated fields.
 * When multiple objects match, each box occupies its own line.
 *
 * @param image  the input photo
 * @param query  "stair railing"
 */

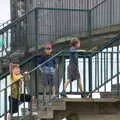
xmin=89 ymin=34 xmax=120 ymax=96
xmin=0 ymin=33 xmax=120 ymax=119
xmin=0 ymin=50 xmax=64 ymax=120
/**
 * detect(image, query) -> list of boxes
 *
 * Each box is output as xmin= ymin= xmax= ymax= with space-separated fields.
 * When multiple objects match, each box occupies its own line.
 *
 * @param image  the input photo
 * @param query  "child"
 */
xmin=8 ymin=63 xmax=31 ymax=120
xmin=61 ymin=39 xmax=84 ymax=98
xmin=37 ymin=44 xmax=56 ymax=103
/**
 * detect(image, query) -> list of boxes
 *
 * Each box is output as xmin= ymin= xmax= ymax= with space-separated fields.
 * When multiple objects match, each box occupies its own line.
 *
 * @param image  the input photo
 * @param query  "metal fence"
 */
xmin=1 ymin=0 xmax=120 ymax=59
xmin=91 ymin=0 xmax=120 ymax=31
xmin=0 ymin=34 xmax=120 ymax=119
xmin=0 ymin=20 xmax=11 ymax=29
xmin=0 ymin=56 xmax=36 ymax=120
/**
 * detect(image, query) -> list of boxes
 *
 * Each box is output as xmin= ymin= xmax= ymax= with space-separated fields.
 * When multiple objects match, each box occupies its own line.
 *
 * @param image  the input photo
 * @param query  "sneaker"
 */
xmin=81 ymin=92 xmax=86 ymax=98
xmin=47 ymin=100 xmax=52 ymax=106
xmin=51 ymin=96 xmax=57 ymax=101
xmin=60 ymin=90 xmax=67 ymax=98
xmin=25 ymin=109 xmax=30 ymax=116
xmin=7 ymin=113 xmax=11 ymax=120
xmin=47 ymin=96 xmax=57 ymax=105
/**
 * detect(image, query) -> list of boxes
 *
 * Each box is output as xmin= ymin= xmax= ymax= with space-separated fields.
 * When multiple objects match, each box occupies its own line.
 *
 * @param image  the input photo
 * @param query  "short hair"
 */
xmin=70 ymin=39 xmax=80 ymax=47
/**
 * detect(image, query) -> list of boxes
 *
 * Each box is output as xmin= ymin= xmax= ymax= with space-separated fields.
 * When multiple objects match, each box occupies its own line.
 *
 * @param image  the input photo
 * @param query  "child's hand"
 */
xmin=9 ymin=63 xmax=13 ymax=73
xmin=23 ymin=71 xmax=30 ymax=81
xmin=23 ymin=71 xmax=29 ymax=75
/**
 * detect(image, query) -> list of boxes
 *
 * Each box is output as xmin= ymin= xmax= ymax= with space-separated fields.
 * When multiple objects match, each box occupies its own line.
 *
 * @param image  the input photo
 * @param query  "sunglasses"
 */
xmin=46 ymin=48 xmax=52 ymax=50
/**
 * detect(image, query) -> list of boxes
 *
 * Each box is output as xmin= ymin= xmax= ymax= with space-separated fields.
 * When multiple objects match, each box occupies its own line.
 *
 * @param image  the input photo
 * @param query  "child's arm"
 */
xmin=9 ymin=63 xmax=13 ymax=74
xmin=75 ymin=49 xmax=86 ymax=52
xmin=37 ymin=55 xmax=45 ymax=65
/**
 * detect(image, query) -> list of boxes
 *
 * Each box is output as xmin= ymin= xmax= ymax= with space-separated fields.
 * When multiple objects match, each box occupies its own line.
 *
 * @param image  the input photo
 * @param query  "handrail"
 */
xmin=0 ymin=19 xmax=11 ymax=28
xmin=0 ymin=7 xmax=37 ymax=34
xmin=91 ymin=33 xmax=120 ymax=57
xmin=91 ymin=72 xmax=120 ymax=94
xmin=0 ymin=49 xmax=120 ymax=92
xmin=0 ymin=7 xmax=89 ymax=35
xmin=0 ymin=55 xmax=36 ymax=80
xmin=0 ymin=50 xmax=63 ymax=81
xmin=1 ymin=48 xmax=120 ymax=81
xmin=29 ymin=50 xmax=63 ymax=74
xmin=0 ymin=50 xmax=63 ymax=93
xmin=91 ymin=0 xmax=107 ymax=10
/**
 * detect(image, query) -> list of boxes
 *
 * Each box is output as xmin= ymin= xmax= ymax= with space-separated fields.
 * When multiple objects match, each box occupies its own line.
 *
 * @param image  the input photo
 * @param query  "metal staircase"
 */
xmin=0 ymin=33 xmax=120 ymax=120
xmin=0 ymin=0 xmax=120 ymax=119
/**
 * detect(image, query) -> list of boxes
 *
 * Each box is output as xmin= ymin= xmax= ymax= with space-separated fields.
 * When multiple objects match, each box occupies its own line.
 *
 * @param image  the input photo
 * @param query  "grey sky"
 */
xmin=0 ymin=0 xmax=10 ymax=24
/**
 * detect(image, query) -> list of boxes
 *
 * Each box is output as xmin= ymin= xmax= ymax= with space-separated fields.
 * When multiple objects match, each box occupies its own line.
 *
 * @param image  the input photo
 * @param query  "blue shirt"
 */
xmin=37 ymin=55 xmax=56 ymax=74
xmin=69 ymin=47 xmax=78 ymax=65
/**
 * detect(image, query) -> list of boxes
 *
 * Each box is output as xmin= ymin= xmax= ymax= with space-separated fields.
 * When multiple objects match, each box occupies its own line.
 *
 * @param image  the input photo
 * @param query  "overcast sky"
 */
xmin=0 ymin=0 xmax=10 ymax=24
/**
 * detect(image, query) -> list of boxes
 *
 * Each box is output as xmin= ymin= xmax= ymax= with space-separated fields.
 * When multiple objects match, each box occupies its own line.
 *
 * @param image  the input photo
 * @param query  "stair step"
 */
xmin=40 ymin=104 xmax=66 ymax=111
xmin=100 ymin=92 xmax=119 ymax=98
xmin=37 ymin=100 xmax=66 ymax=119
xmin=12 ymin=116 xmax=35 ymax=120
xmin=111 ymin=84 xmax=120 ymax=90
xmin=32 ymin=103 xmax=37 ymax=112
xmin=38 ymin=110 xmax=53 ymax=119
xmin=39 ymin=99 xmax=66 ymax=111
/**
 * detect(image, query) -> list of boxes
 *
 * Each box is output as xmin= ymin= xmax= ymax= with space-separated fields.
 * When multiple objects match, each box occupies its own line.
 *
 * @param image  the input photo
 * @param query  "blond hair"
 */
xmin=9 ymin=63 xmax=20 ymax=79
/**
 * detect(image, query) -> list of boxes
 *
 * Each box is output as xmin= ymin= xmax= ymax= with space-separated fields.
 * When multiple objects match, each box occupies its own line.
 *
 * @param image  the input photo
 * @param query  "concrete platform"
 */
xmin=63 ymin=98 xmax=120 ymax=103
xmin=53 ymin=98 xmax=120 ymax=120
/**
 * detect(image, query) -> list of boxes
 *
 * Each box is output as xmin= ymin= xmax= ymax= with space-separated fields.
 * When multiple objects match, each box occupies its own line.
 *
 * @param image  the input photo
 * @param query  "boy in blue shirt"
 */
xmin=37 ymin=44 xmax=56 ymax=101
xmin=61 ymin=39 xmax=84 ymax=98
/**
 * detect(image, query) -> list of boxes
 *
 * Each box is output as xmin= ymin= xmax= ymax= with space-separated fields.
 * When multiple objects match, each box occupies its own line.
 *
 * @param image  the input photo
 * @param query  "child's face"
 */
xmin=44 ymin=48 xmax=52 ymax=55
xmin=12 ymin=67 xmax=21 ymax=75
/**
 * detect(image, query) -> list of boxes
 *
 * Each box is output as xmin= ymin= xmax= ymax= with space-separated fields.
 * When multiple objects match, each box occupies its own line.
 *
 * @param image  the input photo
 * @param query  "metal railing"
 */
xmin=0 ymin=7 xmax=89 ymax=59
xmin=91 ymin=37 xmax=120 ymax=94
xmin=0 ymin=8 xmax=38 ymax=60
xmin=0 ymin=20 xmax=11 ymax=29
xmin=0 ymin=34 xmax=120 ymax=119
xmin=1 ymin=0 xmax=120 ymax=59
xmin=91 ymin=0 xmax=120 ymax=33
xmin=0 ymin=0 xmax=120 ymax=118
xmin=0 ymin=55 xmax=36 ymax=120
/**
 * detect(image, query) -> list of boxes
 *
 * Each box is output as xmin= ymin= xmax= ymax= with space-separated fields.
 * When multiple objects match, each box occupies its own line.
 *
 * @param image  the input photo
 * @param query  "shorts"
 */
xmin=41 ymin=73 xmax=55 ymax=86
xmin=9 ymin=94 xmax=31 ymax=114
xmin=67 ymin=63 xmax=80 ymax=81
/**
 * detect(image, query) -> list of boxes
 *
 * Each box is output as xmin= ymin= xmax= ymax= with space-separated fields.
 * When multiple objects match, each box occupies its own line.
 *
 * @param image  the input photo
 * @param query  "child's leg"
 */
xmin=52 ymin=85 xmax=56 ymax=97
xmin=64 ymin=80 xmax=69 ymax=91
xmin=60 ymin=80 xmax=70 ymax=97
xmin=7 ymin=113 xmax=12 ymax=120
xmin=78 ymin=79 xmax=83 ymax=92
xmin=8 ymin=96 xmax=19 ymax=120
xmin=50 ymin=74 xmax=56 ymax=97
xmin=78 ymin=79 xmax=86 ymax=98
